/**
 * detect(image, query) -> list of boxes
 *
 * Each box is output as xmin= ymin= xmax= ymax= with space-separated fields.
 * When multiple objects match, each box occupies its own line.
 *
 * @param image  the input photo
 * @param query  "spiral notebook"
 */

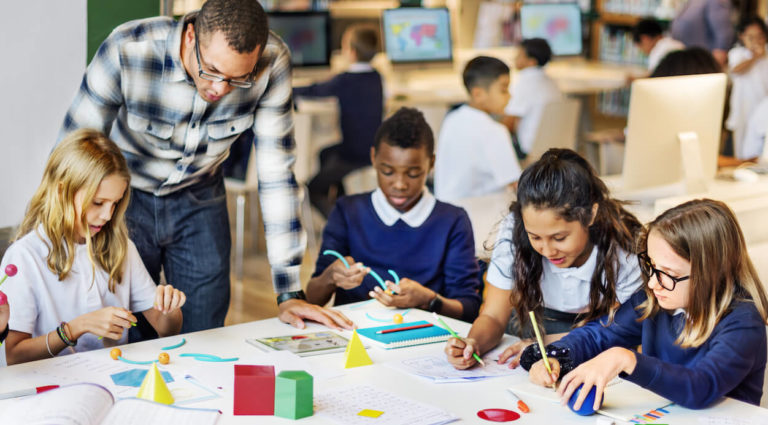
xmin=356 ymin=320 xmax=451 ymax=349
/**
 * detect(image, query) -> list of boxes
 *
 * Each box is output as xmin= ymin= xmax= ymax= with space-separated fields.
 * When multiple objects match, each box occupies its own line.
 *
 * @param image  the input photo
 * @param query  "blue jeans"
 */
xmin=126 ymin=173 xmax=231 ymax=337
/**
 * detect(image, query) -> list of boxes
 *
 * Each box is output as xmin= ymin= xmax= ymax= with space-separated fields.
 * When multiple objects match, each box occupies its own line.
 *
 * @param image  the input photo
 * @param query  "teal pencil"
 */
xmin=432 ymin=312 xmax=486 ymax=367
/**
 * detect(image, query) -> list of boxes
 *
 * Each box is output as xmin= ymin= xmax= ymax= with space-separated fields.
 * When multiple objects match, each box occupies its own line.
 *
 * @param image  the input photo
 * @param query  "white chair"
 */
xmin=523 ymin=98 xmax=581 ymax=166
xmin=342 ymin=166 xmax=378 ymax=195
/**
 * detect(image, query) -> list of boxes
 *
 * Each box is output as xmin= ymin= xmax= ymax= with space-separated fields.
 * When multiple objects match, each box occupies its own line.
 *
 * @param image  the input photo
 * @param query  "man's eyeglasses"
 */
xmin=194 ymin=29 xmax=254 ymax=89
xmin=638 ymin=251 xmax=690 ymax=291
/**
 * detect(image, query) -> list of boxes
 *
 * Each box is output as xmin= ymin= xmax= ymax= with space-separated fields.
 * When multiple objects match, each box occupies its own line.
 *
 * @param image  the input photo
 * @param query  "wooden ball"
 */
xmin=393 ymin=313 xmax=404 ymax=324
xmin=110 ymin=348 xmax=121 ymax=360
xmin=158 ymin=352 xmax=170 ymax=365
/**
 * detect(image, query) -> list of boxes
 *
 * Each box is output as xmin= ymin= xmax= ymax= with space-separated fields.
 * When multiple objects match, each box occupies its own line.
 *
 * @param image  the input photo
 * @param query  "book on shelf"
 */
xmin=246 ymin=331 xmax=350 ymax=356
xmin=0 ymin=383 xmax=220 ymax=425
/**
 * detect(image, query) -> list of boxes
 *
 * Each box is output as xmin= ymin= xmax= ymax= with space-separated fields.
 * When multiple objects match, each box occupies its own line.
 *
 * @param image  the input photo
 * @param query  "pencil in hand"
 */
xmin=432 ymin=312 xmax=486 ymax=367
xmin=529 ymin=311 xmax=556 ymax=390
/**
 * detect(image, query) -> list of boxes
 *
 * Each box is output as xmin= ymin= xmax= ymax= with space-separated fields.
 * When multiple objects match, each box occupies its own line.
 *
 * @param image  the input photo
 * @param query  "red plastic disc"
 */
xmin=477 ymin=408 xmax=521 ymax=422
xmin=291 ymin=335 xmax=308 ymax=340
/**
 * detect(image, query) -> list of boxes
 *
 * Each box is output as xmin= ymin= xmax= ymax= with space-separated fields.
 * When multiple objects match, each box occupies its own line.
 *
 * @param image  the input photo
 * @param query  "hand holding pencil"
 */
xmin=434 ymin=312 xmax=486 ymax=368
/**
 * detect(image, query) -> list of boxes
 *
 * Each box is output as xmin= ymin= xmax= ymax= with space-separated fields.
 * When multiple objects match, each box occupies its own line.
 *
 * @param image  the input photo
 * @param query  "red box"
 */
xmin=234 ymin=365 xmax=275 ymax=415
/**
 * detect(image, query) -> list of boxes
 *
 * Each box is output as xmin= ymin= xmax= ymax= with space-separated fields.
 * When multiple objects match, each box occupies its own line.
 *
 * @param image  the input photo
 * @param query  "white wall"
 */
xmin=0 ymin=1 xmax=87 ymax=228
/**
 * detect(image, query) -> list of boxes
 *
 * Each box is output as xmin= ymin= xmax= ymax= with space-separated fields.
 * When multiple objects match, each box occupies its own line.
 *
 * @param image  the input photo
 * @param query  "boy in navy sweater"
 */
xmin=294 ymin=25 xmax=384 ymax=217
xmin=306 ymin=108 xmax=482 ymax=322
xmin=522 ymin=199 xmax=768 ymax=409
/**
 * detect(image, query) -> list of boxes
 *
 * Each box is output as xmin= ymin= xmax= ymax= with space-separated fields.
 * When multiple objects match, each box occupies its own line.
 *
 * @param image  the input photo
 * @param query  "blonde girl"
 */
xmin=527 ymin=199 xmax=768 ymax=409
xmin=2 ymin=129 xmax=185 ymax=364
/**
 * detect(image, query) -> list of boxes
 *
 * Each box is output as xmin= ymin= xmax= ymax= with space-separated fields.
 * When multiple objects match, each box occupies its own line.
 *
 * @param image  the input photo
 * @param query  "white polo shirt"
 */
xmin=727 ymin=45 xmax=768 ymax=153
xmin=434 ymin=105 xmax=522 ymax=202
xmin=505 ymin=67 xmax=562 ymax=154
xmin=1 ymin=229 xmax=157 ymax=354
xmin=486 ymin=214 xmax=643 ymax=313
xmin=648 ymin=37 xmax=685 ymax=71
xmin=741 ymin=97 xmax=768 ymax=160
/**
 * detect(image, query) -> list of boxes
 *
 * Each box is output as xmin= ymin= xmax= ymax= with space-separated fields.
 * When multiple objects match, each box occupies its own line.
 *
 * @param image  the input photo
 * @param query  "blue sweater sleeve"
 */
xmin=293 ymin=74 xmax=343 ymax=98
xmin=624 ymin=304 xmax=766 ymax=409
xmin=555 ymin=291 xmax=645 ymax=365
xmin=440 ymin=209 xmax=482 ymax=322
xmin=312 ymin=200 xmax=350 ymax=277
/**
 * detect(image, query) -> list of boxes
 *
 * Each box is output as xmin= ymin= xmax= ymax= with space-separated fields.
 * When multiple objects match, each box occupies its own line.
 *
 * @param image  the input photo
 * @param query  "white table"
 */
xmin=1 ymin=304 xmax=766 ymax=424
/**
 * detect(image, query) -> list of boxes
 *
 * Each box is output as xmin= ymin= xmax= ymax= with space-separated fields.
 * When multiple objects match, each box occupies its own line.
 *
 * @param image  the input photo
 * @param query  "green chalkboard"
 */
xmin=87 ymin=0 xmax=161 ymax=63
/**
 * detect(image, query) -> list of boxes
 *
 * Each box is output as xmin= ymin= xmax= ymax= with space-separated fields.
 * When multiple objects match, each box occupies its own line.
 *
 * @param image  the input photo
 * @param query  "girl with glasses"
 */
xmin=525 ymin=198 xmax=768 ymax=409
xmin=445 ymin=148 xmax=644 ymax=370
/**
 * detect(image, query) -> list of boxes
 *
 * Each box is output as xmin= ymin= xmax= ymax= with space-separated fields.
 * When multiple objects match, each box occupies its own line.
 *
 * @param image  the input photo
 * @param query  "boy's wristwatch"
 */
xmin=276 ymin=290 xmax=307 ymax=305
xmin=427 ymin=294 xmax=443 ymax=313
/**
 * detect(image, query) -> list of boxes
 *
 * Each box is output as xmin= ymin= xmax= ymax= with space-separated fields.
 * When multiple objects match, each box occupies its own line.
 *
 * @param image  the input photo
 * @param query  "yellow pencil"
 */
xmin=528 ymin=311 xmax=556 ymax=390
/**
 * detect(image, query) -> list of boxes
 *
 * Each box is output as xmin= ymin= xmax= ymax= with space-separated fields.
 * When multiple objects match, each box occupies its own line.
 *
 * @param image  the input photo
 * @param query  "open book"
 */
xmin=0 ymin=383 xmax=220 ymax=425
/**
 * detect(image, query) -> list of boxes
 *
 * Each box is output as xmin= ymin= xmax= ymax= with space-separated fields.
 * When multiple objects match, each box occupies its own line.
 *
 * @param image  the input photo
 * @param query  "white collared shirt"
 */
xmin=371 ymin=188 xmax=436 ymax=227
xmin=486 ymin=214 xmax=643 ymax=313
xmin=648 ymin=37 xmax=685 ymax=71
xmin=434 ymin=105 xmax=522 ymax=202
xmin=505 ymin=67 xmax=562 ymax=154
xmin=347 ymin=62 xmax=374 ymax=73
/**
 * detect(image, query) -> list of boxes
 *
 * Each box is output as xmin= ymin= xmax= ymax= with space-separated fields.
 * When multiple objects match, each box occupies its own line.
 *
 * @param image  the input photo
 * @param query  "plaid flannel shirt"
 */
xmin=60 ymin=12 xmax=304 ymax=294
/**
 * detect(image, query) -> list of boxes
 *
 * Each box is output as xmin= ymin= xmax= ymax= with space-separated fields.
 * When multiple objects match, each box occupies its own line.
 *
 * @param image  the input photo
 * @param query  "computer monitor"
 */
xmin=267 ymin=11 xmax=330 ymax=67
xmin=621 ymin=73 xmax=727 ymax=192
xmin=381 ymin=7 xmax=453 ymax=64
xmin=519 ymin=3 xmax=582 ymax=56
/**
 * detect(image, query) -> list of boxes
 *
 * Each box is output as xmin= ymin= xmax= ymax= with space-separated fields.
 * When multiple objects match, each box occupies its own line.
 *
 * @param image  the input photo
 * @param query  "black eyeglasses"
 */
xmin=194 ymin=28 xmax=254 ymax=89
xmin=638 ymin=251 xmax=690 ymax=291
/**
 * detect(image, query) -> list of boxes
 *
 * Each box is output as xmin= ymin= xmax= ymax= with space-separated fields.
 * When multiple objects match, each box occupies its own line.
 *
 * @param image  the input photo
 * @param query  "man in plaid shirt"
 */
xmin=60 ymin=0 xmax=353 ymax=334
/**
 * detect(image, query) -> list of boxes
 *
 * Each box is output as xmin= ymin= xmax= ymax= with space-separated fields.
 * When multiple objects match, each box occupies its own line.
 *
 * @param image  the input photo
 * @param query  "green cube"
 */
xmin=274 ymin=370 xmax=313 ymax=420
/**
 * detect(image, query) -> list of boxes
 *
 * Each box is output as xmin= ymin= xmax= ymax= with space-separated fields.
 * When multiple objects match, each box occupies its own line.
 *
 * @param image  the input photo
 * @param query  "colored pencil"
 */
xmin=376 ymin=323 xmax=433 ymax=334
xmin=432 ymin=312 xmax=486 ymax=367
xmin=529 ymin=311 xmax=556 ymax=390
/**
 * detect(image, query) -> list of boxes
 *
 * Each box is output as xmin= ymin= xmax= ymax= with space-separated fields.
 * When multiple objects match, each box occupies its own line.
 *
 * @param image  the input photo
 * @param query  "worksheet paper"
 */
xmin=315 ymin=384 xmax=458 ymax=425
xmin=388 ymin=346 xmax=522 ymax=383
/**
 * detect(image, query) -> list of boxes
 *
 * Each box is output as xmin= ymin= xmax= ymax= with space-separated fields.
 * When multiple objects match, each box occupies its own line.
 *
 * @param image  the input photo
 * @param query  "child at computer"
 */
xmin=293 ymin=25 xmax=384 ymax=217
xmin=525 ymin=199 xmax=768 ymax=409
xmin=502 ymin=38 xmax=563 ymax=159
xmin=1 ymin=129 xmax=186 ymax=364
xmin=306 ymin=107 xmax=482 ymax=322
xmin=445 ymin=149 xmax=643 ymax=370
xmin=727 ymin=17 xmax=768 ymax=159
xmin=632 ymin=18 xmax=685 ymax=72
xmin=433 ymin=56 xmax=522 ymax=202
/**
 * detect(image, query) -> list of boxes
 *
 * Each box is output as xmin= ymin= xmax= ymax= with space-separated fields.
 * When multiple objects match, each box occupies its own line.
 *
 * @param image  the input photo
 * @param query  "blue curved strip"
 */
xmin=322 ymin=250 xmax=350 ymax=269
xmin=161 ymin=338 xmax=186 ymax=351
xmin=117 ymin=355 xmax=157 ymax=365
xmin=367 ymin=269 xmax=388 ymax=291
xmin=387 ymin=269 xmax=400 ymax=286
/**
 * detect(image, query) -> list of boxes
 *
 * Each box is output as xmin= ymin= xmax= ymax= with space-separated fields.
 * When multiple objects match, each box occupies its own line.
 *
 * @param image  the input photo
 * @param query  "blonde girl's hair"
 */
xmin=15 ymin=129 xmax=131 ymax=292
xmin=638 ymin=198 xmax=768 ymax=348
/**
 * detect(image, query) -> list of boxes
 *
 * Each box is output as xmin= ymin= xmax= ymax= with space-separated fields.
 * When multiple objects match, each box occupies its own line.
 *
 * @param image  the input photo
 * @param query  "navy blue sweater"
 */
xmin=312 ymin=193 xmax=482 ymax=322
xmin=293 ymin=70 xmax=383 ymax=164
xmin=555 ymin=291 xmax=767 ymax=408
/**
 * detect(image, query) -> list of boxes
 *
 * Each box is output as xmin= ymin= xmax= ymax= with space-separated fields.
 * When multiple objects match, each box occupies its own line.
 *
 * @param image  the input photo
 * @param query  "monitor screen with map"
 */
xmin=520 ymin=3 xmax=582 ymax=56
xmin=381 ymin=8 xmax=453 ymax=64
xmin=267 ymin=11 xmax=330 ymax=67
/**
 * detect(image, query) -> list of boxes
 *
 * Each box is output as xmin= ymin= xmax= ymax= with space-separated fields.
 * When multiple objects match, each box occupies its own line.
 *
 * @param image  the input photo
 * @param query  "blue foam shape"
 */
xmin=568 ymin=384 xmax=603 ymax=416
xmin=110 ymin=368 xmax=174 ymax=387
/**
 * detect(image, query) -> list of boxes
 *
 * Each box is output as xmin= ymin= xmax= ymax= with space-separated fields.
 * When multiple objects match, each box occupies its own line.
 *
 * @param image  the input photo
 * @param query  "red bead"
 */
xmin=0 ymin=290 xmax=7 ymax=306
xmin=5 ymin=264 xmax=17 ymax=277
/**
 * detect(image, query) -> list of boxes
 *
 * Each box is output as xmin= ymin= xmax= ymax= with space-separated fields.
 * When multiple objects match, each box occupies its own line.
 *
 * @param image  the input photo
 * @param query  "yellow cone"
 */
xmin=343 ymin=330 xmax=372 ymax=368
xmin=137 ymin=362 xmax=174 ymax=405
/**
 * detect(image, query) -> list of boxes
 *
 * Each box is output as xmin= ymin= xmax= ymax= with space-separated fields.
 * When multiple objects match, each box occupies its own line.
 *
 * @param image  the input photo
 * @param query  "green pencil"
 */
xmin=432 ymin=312 xmax=486 ymax=367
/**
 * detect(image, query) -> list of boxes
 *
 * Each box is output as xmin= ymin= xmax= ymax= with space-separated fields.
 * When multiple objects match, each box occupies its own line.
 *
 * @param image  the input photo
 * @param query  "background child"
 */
xmin=0 ymin=293 xmax=7 ymax=344
xmin=632 ymin=18 xmax=685 ymax=72
xmin=306 ymin=108 xmax=482 ymax=322
xmin=502 ymin=38 xmax=563 ymax=159
xmin=727 ymin=18 xmax=768 ymax=159
xmin=294 ymin=25 xmax=383 ymax=217
xmin=525 ymin=199 xmax=768 ymax=410
xmin=445 ymin=149 xmax=643 ymax=370
xmin=434 ymin=56 xmax=521 ymax=202
xmin=1 ymin=129 xmax=185 ymax=364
